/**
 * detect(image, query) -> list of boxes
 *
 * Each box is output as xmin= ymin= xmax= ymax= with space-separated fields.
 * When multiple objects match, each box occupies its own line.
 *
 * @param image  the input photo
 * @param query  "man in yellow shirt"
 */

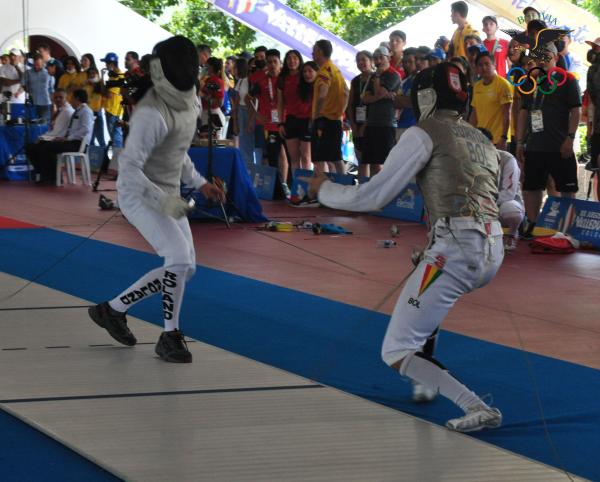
xmin=57 ymin=56 xmax=87 ymax=104
xmin=311 ymin=39 xmax=349 ymax=175
xmin=469 ymin=51 xmax=513 ymax=151
xmin=101 ymin=52 xmax=124 ymax=148
xmin=448 ymin=1 xmax=479 ymax=59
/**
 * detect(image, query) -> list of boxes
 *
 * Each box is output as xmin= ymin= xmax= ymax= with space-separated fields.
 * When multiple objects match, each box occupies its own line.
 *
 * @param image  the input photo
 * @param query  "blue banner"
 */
xmin=291 ymin=168 xmax=355 ymax=201
xmin=250 ymin=164 xmax=278 ymax=200
xmin=209 ymin=0 xmax=359 ymax=81
xmin=537 ymin=196 xmax=600 ymax=248
xmin=359 ymin=176 xmax=424 ymax=222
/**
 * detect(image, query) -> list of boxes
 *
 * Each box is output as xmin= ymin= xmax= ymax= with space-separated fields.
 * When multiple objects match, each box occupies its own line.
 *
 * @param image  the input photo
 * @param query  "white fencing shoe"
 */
xmin=446 ymin=405 xmax=502 ymax=433
xmin=412 ymin=381 xmax=438 ymax=403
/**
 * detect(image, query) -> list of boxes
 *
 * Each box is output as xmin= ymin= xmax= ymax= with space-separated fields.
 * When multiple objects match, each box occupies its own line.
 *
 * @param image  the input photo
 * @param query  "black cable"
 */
xmin=191 ymin=206 xmax=366 ymax=276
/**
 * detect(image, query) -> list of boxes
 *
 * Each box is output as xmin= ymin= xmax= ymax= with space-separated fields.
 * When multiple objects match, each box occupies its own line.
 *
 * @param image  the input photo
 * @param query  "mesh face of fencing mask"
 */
xmin=411 ymin=63 xmax=468 ymax=121
xmin=152 ymin=35 xmax=198 ymax=92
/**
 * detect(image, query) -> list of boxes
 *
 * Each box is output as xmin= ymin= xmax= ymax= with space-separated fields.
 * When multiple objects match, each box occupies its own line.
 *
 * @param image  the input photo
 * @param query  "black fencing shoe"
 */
xmin=88 ymin=302 xmax=137 ymax=346
xmin=155 ymin=330 xmax=192 ymax=363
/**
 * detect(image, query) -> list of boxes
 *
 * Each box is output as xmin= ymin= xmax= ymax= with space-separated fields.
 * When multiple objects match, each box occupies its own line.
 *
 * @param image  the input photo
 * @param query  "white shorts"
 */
xmin=118 ymin=192 xmax=196 ymax=274
xmin=381 ymin=218 xmax=504 ymax=365
xmin=499 ymin=200 xmax=525 ymax=222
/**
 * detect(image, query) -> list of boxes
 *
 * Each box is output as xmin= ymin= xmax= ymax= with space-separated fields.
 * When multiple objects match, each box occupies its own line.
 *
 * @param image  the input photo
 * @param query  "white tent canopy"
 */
xmin=356 ymin=0 xmax=517 ymax=53
xmin=1 ymin=0 xmax=171 ymax=65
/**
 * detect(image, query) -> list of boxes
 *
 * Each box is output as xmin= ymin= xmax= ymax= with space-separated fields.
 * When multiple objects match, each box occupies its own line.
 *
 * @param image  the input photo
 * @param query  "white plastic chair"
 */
xmin=56 ymin=139 xmax=91 ymax=186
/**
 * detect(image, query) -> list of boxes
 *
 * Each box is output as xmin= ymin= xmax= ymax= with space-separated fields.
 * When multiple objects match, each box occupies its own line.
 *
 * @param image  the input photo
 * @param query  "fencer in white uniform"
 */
xmin=498 ymin=150 xmax=525 ymax=250
xmin=477 ymin=128 xmax=525 ymax=251
xmin=88 ymin=36 xmax=224 ymax=363
xmin=304 ymin=63 xmax=504 ymax=432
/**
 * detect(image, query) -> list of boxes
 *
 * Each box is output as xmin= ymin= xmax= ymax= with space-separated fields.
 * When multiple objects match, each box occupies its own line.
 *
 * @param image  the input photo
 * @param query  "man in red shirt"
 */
xmin=248 ymin=49 xmax=289 ymax=197
xmin=482 ymin=15 xmax=509 ymax=78
xmin=389 ymin=30 xmax=406 ymax=80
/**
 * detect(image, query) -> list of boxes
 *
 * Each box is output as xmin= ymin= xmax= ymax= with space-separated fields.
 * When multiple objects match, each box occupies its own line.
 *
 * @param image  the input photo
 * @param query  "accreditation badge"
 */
xmin=270 ymin=109 xmax=280 ymax=124
xmin=531 ymin=110 xmax=544 ymax=133
xmin=355 ymin=106 xmax=367 ymax=123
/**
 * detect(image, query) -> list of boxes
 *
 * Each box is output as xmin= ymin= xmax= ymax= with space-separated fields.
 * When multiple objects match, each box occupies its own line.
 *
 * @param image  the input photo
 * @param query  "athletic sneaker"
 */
xmin=290 ymin=196 xmax=320 ymax=208
xmin=412 ymin=381 xmax=438 ymax=403
xmin=503 ymin=235 xmax=519 ymax=252
xmin=88 ymin=302 xmax=137 ymax=346
xmin=446 ymin=405 xmax=502 ymax=433
xmin=281 ymin=182 xmax=291 ymax=199
xmin=155 ymin=329 xmax=192 ymax=363
xmin=521 ymin=220 xmax=536 ymax=241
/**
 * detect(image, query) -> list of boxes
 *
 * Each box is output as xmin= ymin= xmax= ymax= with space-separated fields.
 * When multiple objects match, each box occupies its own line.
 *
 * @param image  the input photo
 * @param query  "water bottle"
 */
xmin=377 ymin=240 xmax=396 ymax=248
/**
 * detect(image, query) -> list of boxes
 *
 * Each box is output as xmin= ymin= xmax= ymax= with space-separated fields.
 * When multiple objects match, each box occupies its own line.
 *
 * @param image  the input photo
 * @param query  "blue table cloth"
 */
xmin=186 ymin=147 xmax=267 ymax=222
xmin=0 ymin=124 xmax=48 ymax=167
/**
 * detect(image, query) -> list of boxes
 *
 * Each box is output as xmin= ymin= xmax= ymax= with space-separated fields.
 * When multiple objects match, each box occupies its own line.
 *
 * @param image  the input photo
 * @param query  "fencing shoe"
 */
xmin=155 ymin=329 xmax=192 ymax=363
xmin=412 ymin=381 xmax=438 ymax=403
xmin=88 ymin=302 xmax=137 ymax=346
xmin=446 ymin=405 xmax=502 ymax=433
xmin=98 ymin=194 xmax=115 ymax=210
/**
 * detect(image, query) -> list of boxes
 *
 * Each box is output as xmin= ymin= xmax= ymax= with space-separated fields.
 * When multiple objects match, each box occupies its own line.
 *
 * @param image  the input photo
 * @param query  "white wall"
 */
xmin=355 ymin=0 xmax=517 ymax=52
xmin=1 ymin=0 xmax=171 ymax=64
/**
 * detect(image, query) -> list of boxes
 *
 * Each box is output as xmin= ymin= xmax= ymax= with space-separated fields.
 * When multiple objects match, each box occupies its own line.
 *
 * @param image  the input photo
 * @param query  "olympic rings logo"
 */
xmin=506 ymin=66 xmax=568 ymax=95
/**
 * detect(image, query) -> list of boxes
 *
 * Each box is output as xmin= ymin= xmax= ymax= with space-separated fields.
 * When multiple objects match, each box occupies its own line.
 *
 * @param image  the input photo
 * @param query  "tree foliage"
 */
xmin=119 ymin=0 xmax=179 ymax=22
xmin=286 ymin=0 xmax=436 ymax=46
xmin=166 ymin=0 xmax=256 ymax=56
xmin=577 ymin=0 xmax=600 ymax=20
xmin=121 ymin=0 xmax=600 ymax=55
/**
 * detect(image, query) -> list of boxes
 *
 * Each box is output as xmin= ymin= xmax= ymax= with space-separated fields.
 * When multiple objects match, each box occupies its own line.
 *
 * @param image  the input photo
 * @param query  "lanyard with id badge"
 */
xmin=267 ymin=76 xmax=279 ymax=124
xmin=530 ymin=90 xmax=544 ymax=133
xmin=355 ymin=75 xmax=371 ymax=123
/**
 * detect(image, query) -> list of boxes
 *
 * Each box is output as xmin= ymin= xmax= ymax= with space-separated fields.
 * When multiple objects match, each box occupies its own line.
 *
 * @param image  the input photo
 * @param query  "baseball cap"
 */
xmin=540 ymin=42 xmax=558 ymax=55
xmin=467 ymin=44 xmax=488 ymax=55
xmin=482 ymin=15 xmax=497 ymax=25
xmin=46 ymin=59 xmax=58 ymax=67
xmin=429 ymin=48 xmax=446 ymax=60
xmin=373 ymin=46 xmax=391 ymax=57
xmin=475 ymin=51 xmax=493 ymax=65
xmin=100 ymin=52 xmax=119 ymax=63
xmin=9 ymin=48 xmax=21 ymax=56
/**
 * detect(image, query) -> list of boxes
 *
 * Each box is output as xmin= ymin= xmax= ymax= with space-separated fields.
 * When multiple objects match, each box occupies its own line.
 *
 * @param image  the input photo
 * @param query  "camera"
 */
xmin=105 ymin=68 xmax=151 ymax=105
xmin=104 ymin=70 xmax=126 ymax=88
xmin=205 ymin=81 xmax=221 ymax=92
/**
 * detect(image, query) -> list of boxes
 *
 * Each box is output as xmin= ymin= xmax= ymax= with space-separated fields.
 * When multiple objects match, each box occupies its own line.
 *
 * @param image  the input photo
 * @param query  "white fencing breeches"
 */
xmin=109 ymin=193 xmax=197 ymax=330
xmin=119 ymin=193 xmax=196 ymax=274
xmin=499 ymin=200 xmax=525 ymax=237
xmin=381 ymin=218 xmax=504 ymax=366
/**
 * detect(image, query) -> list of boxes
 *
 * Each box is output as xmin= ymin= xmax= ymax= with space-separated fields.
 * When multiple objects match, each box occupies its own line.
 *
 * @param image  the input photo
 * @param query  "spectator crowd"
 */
xmin=1 ymin=1 xmax=600 ymax=249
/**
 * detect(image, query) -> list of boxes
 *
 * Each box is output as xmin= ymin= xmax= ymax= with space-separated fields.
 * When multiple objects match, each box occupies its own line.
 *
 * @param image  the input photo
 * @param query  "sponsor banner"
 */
xmin=250 ymin=163 xmax=279 ymax=200
xmin=210 ymin=0 xmax=359 ymax=81
xmin=537 ymin=196 xmax=600 ymax=248
xmin=290 ymin=168 xmax=354 ymax=200
xmin=360 ymin=176 xmax=424 ymax=222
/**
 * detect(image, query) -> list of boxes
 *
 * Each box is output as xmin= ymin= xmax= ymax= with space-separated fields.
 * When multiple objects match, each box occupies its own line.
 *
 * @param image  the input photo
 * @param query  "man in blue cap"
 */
xmin=100 ymin=52 xmax=124 ymax=148
xmin=428 ymin=48 xmax=446 ymax=66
